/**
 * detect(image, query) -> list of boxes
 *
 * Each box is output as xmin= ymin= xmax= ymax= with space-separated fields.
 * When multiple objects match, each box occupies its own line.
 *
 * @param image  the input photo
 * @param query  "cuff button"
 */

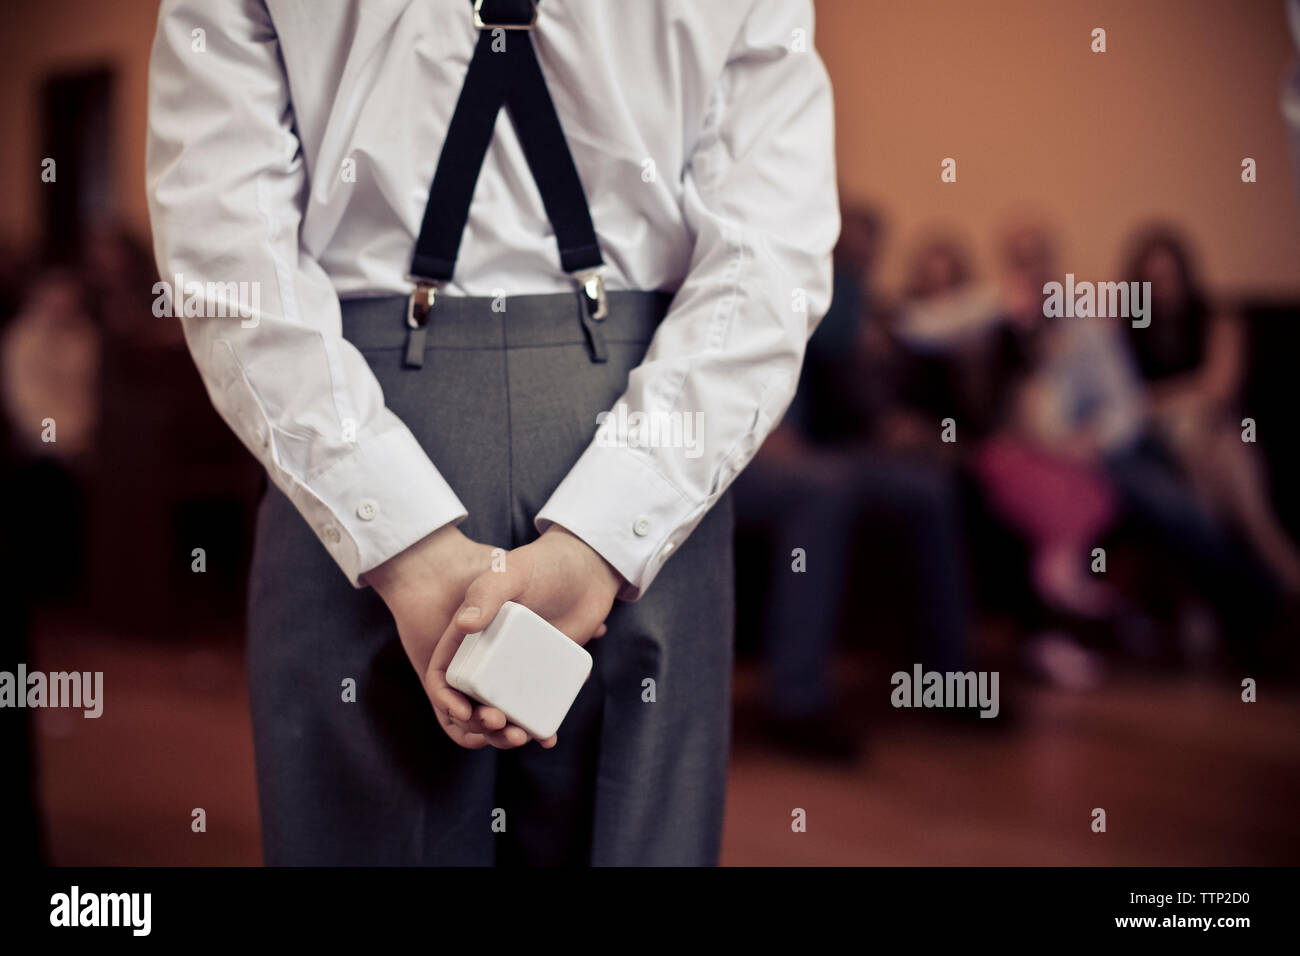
xmin=322 ymin=524 xmax=342 ymax=545
xmin=633 ymin=515 xmax=651 ymax=537
xmin=356 ymin=499 xmax=379 ymax=521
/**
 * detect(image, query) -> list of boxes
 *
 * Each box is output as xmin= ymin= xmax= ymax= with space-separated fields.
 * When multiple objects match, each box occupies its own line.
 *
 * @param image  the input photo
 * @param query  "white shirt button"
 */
xmin=254 ymin=424 xmax=268 ymax=448
xmin=356 ymin=499 xmax=379 ymax=521
xmin=322 ymin=524 xmax=341 ymax=544
xmin=633 ymin=515 xmax=651 ymax=537
xmin=661 ymin=540 xmax=675 ymax=557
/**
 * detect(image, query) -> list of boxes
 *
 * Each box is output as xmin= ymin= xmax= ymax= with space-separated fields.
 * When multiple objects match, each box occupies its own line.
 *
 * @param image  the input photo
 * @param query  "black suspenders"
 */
xmin=404 ymin=0 xmax=608 ymax=367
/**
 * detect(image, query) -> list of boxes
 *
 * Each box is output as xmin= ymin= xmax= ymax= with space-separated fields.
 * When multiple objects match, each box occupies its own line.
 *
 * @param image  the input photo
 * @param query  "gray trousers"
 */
xmin=246 ymin=291 xmax=734 ymax=865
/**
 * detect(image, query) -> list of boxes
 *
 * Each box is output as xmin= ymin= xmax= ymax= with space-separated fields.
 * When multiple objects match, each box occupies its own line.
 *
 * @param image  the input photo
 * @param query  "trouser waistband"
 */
xmin=339 ymin=290 xmax=674 ymax=354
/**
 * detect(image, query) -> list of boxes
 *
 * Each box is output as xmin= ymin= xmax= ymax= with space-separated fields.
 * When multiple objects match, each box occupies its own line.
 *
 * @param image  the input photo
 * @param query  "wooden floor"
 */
xmin=25 ymin=616 xmax=1300 ymax=866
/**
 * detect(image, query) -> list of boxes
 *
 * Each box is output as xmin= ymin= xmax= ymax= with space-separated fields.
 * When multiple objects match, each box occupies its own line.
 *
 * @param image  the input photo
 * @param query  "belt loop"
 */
xmin=404 ymin=279 xmax=439 ymax=369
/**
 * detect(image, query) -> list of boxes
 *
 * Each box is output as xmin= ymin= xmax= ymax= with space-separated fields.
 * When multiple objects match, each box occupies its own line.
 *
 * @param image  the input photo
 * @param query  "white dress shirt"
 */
xmin=146 ymin=0 xmax=839 ymax=598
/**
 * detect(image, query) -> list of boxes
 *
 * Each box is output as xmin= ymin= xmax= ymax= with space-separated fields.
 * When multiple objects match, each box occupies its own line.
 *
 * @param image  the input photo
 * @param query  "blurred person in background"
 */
xmin=2 ymin=269 xmax=101 ymax=463
xmin=1120 ymin=228 xmax=1300 ymax=598
xmin=890 ymin=232 xmax=1008 ymax=445
xmin=735 ymin=205 xmax=973 ymax=759
xmin=1082 ymin=228 xmax=1291 ymax=668
xmin=0 ymin=243 xmax=45 ymax=865
xmin=0 ymin=262 xmax=102 ymax=865
xmin=77 ymin=221 xmax=260 ymax=633
xmin=970 ymin=220 xmax=1146 ymax=689
xmin=1 ymin=267 xmax=101 ymax=605
xmin=1071 ymin=227 xmax=1284 ymax=671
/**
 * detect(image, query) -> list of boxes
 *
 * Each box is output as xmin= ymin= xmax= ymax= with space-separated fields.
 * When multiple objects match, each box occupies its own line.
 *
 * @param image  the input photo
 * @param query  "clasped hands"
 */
xmin=364 ymin=523 xmax=622 ymax=750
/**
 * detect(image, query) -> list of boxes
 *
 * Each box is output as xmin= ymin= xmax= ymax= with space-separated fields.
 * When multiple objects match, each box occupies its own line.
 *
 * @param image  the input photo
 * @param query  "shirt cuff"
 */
xmin=244 ymin=419 xmax=461 ymax=589
xmin=534 ymin=442 xmax=701 ymax=601
xmin=295 ymin=423 xmax=468 ymax=587
xmin=208 ymin=340 xmax=467 ymax=587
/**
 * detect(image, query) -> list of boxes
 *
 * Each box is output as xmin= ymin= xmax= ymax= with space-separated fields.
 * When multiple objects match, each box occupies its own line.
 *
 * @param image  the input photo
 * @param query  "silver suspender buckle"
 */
xmin=573 ymin=266 xmax=608 ymax=321
xmin=403 ymin=278 xmax=440 ymax=369
xmin=407 ymin=279 xmax=438 ymax=329
xmin=473 ymin=0 xmax=538 ymax=30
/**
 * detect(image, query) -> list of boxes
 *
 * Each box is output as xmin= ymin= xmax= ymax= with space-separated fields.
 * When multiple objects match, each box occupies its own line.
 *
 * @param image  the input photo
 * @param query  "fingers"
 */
xmin=430 ymin=670 xmax=532 ymax=747
xmin=484 ymin=725 xmax=532 ymax=748
xmin=425 ymin=622 xmax=505 ymax=726
xmin=432 ymin=668 xmax=543 ymax=749
xmin=432 ymin=684 xmax=474 ymax=723
xmin=428 ymin=549 xmax=586 ymax=753
xmin=426 ymin=605 xmax=552 ymax=751
xmin=454 ymin=555 xmax=531 ymax=637
xmin=425 ymin=620 xmax=474 ymax=718
xmin=441 ymin=709 xmax=544 ymax=750
xmin=469 ymin=704 xmax=508 ymax=732
xmin=435 ymin=711 xmax=488 ymax=750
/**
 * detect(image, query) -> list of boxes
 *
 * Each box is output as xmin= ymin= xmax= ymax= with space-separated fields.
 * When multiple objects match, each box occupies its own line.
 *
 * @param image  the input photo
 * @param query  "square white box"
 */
xmin=446 ymin=601 xmax=593 ymax=740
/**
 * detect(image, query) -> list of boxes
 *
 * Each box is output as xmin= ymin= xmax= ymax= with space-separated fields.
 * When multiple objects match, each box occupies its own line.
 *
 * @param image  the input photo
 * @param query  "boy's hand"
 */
xmin=364 ymin=523 xmax=536 ymax=750
xmin=423 ymin=526 xmax=623 ymax=746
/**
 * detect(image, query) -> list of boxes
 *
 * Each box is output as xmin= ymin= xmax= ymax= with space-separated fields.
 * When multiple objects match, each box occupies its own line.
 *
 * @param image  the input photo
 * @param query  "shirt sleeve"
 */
xmin=535 ymin=0 xmax=840 ymax=600
xmin=146 ymin=0 xmax=467 ymax=587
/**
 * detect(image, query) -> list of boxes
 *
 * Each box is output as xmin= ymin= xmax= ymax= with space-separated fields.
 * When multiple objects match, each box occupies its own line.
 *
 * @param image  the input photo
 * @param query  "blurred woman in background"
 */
xmin=1122 ymin=227 xmax=1300 ymax=595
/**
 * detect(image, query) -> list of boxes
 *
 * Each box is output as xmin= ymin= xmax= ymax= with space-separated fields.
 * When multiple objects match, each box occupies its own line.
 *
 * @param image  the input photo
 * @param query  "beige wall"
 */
xmin=817 ymin=0 xmax=1300 ymax=297
xmin=2 ymin=0 xmax=1298 ymax=298
xmin=0 ymin=0 xmax=161 ymax=248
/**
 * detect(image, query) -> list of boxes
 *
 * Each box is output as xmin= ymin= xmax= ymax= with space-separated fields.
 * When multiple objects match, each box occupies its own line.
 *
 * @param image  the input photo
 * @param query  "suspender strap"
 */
xmin=408 ymin=0 xmax=604 ymax=287
xmin=506 ymin=47 xmax=604 ymax=275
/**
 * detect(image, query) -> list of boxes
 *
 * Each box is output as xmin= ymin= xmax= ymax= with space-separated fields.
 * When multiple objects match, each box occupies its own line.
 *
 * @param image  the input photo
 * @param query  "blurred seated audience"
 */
xmin=734 ymin=205 xmax=973 ymax=760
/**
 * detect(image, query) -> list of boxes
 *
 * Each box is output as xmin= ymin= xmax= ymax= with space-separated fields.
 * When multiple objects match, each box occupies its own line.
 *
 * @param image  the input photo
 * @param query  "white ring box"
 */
xmin=446 ymin=601 xmax=593 ymax=740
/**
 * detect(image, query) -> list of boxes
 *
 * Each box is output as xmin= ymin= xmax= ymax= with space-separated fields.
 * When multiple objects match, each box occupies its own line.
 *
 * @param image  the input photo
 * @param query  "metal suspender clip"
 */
xmin=573 ymin=266 xmax=608 ymax=321
xmin=572 ymin=266 xmax=608 ymax=363
xmin=473 ymin=0 xmax=538 ymax=30
xmin=407 ymin=279 xmax=437 ymax=328
xmin=403 ymin=278 xmax=439 ymax=369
